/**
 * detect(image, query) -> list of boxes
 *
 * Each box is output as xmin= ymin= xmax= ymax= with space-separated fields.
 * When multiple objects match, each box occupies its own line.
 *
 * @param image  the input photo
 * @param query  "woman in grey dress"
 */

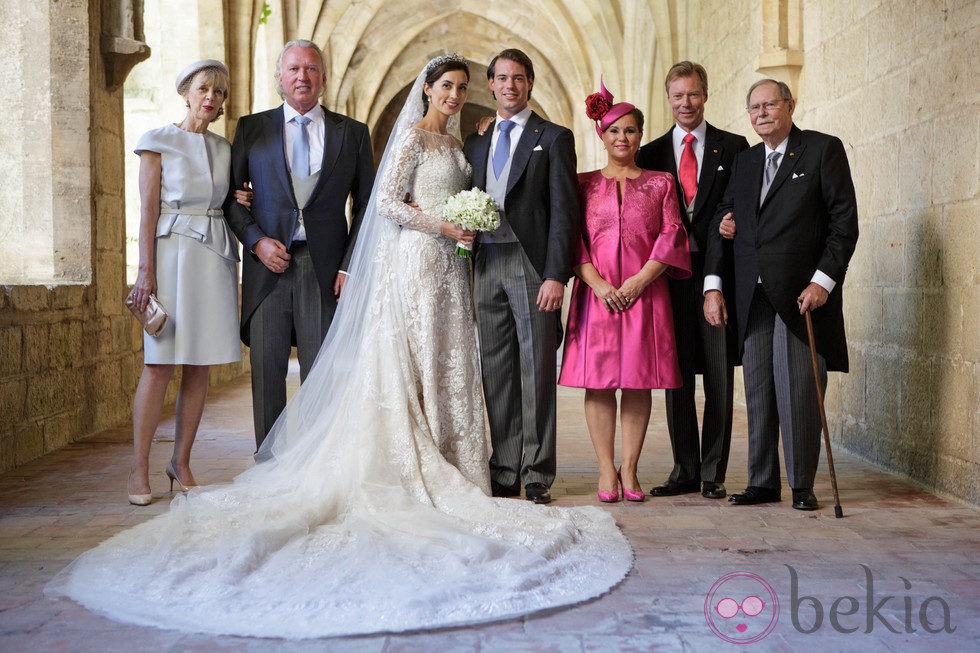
xmin=126 ymin=60 xmax=240 ymax=505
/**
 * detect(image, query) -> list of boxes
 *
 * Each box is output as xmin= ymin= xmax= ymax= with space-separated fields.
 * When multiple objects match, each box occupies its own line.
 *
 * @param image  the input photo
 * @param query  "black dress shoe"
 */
xmin=649 ymin=480 xmax=700 ymax=496
xmin=524 ymin=482 xmax=552 ymax=504
xmin=491 ymin=481 xmax=520 ymax=498
xmin=792 ymin=488 xmax=819 ymax=511
xmin=728 ymin=486 xmax=781 ymax=505
xmin=701 ymin=482 xmax=727 ymax=499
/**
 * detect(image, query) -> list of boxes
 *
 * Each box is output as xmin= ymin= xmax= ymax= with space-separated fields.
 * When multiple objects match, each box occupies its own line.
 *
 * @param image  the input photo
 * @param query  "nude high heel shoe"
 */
xmin=128 ymin=471 xmax=152 ymax=506
xmin=165 ymin=462 xmax=197 ymax=492
xmin=128 ymin=492 xmax=152 ymax=506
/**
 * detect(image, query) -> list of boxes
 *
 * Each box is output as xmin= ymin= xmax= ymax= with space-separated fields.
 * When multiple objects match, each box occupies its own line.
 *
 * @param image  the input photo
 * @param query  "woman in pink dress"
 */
xmin=559 ymin=82 xmax=691 ymax=503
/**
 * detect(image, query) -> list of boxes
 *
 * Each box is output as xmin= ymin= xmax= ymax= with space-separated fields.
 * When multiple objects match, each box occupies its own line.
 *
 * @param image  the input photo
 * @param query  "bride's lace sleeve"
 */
xmin=377 ymin=128 xmax=443 ymax=234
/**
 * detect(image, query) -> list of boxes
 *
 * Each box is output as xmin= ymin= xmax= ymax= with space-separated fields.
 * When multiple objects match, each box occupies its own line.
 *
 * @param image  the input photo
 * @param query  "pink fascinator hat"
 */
xmin=585 ymin=78 xmax=635 ymax=136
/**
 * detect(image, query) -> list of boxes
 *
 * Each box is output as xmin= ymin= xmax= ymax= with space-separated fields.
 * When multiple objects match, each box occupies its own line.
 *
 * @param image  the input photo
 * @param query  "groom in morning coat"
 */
xmin=703 ymin=79 xmax=858 ymax=511
xmin=463 ymin=48 xmax=579 ymax=504
xmin=226 ymin=40 xmax=374 ymax=449
xmin=635 ymin=61 xmax=749 ymax=500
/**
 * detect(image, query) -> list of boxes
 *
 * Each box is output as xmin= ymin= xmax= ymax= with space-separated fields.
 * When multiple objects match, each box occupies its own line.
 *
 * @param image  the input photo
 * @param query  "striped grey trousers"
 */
xmin=742 ymin=286 xmax=826 ymax=490
xmin=248 ymin=246 xmax=334 ymax=449
xmin=474 ymin=243 xmax=558 ymax=489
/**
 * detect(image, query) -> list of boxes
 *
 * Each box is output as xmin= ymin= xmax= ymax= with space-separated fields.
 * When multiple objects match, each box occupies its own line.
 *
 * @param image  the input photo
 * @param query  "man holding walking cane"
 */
xmin=703 ymin=79 xmax=858 ymax=511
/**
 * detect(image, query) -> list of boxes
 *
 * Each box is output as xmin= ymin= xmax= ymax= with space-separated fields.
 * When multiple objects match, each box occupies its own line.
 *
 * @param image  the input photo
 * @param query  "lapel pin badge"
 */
xmin=713 ymin=149 xmax=718 ymax=153
xmin=789 ymin=152 xmax=795 ymax=156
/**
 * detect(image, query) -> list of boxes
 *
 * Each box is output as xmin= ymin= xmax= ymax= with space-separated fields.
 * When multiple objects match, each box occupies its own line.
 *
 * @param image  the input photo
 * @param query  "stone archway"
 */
xmin=368 ymin=59 xmax=540 ymax=166
xmin=122 ymin=0 xmax=227 ymax=282
xmin=224 ymin=0 xmax=674 ymax=171
xmin=0 ymin=0 xmax=92 ymax=285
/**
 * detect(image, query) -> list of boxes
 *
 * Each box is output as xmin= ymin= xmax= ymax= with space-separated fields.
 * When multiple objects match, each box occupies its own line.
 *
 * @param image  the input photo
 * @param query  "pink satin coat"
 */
xmin=559 ymin=169 xmax=691 ymax=390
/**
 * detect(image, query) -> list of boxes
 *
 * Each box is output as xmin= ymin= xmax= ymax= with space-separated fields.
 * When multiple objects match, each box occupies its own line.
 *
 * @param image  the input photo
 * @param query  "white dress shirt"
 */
xmin=703 ymin=135 xmax=836 ymax=295
xmin=672 ymin=120 xmax=707 ymax=251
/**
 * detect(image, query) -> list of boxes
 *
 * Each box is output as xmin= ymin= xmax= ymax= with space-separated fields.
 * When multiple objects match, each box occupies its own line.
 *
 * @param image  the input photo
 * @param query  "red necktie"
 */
xmin=679 ymin=132 xmax=698 ymax=206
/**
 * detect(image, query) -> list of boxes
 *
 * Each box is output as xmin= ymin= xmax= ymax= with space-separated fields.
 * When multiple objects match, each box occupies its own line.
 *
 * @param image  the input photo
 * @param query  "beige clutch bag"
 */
xmin=125 ymin=293 xmax=169 ymax=337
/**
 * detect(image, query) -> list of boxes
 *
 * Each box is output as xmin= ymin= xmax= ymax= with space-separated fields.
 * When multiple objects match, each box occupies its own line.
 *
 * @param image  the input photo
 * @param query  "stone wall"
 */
xmin=683 ymin=0 xmax=979 ymax=503
xmin=0 ymin=1 xmax=247 ymax=475
xmin=0 ymin=0 xmax=92 ymax=286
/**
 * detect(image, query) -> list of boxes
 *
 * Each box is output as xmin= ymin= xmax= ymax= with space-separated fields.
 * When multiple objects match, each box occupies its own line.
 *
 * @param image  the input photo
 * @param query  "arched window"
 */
xmin=123 ymin=0 xmax=227 ymax=283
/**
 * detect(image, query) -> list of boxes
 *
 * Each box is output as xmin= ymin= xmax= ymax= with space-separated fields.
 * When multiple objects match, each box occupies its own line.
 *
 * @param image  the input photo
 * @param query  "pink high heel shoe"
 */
xmin=597 ymin=477 xmax=621 ymax=503
xmin=619 ymin=470 xmax=645 ymax=502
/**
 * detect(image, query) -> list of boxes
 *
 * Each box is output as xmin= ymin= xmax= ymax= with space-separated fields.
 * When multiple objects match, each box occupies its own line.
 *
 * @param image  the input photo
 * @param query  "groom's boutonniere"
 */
xmin=443 ymin=188 xmax=501 ymax=258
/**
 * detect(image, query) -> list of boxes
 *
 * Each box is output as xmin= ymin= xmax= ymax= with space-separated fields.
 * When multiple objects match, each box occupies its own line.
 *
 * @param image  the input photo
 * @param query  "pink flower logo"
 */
xmin=704 ymin=572 xmax=780 ymax=644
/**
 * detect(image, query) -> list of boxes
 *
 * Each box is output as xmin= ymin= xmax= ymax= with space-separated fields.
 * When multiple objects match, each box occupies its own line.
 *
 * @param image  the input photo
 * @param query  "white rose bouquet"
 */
xmin=442 ymin=188 xmax=501 ymax=258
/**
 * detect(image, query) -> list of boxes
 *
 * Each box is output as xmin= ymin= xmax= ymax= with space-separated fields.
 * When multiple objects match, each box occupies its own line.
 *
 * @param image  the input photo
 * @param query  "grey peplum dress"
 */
xmin=135 ymin=124 xmax=241 ymax=365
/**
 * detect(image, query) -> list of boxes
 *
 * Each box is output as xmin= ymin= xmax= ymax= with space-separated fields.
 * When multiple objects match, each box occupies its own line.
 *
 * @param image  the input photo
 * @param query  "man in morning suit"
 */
xmin=703 ymin=79 xmax=858 ymax=511
xmin=226 ymin=40 xmax=374 ymax=449
xmin=463 ymin=49 xmax=579 ymax=504
xmin=636 ymin=61 xmax=749 ymax=500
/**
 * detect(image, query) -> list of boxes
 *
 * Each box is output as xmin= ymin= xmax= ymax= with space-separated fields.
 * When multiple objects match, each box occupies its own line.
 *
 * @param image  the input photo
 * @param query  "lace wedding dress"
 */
xmin=374 ymin=126 xmax=491 ymax=491
xmin=47 ymin=58 xmax=633 ymax=639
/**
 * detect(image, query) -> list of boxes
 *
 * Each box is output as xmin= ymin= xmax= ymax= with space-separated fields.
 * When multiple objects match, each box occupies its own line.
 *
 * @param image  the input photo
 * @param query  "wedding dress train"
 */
xmin=46 ymin=59 xmax=633 ymax=639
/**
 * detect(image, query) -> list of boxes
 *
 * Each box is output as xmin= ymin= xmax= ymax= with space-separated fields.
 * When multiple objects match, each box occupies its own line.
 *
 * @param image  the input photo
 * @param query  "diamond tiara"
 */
xmin=424 ymin=53 xmax=467 ymax=76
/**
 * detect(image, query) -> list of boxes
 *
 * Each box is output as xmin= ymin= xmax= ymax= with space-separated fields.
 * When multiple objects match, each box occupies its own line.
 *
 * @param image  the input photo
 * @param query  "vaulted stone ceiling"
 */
xmin=224 ymin=0 xmax=678 ymax=167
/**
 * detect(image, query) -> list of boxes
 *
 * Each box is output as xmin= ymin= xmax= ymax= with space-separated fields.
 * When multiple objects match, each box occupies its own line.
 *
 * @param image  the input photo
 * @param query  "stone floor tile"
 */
xmin=0 ymin=368 xmax=977 ymax=650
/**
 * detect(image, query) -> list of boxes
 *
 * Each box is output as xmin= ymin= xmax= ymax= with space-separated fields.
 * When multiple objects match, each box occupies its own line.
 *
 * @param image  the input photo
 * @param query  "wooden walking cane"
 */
xmin=804 ymin=309 xmax=844 ymax=518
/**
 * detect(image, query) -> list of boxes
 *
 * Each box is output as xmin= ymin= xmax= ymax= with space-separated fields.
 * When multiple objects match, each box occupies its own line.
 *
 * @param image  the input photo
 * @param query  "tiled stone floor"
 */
xmin=1 ymin=366 xmax=977 ymax=651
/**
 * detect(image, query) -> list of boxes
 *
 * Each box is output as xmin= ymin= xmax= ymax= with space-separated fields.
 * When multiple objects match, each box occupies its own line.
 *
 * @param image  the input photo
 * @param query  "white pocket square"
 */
xmin=533 ymin=145 xmax=543 ymax=151
xmin=792 ymin=172 xmax=805 ymax=179
xmin=717 ymin=165 xmax=724 ymax=171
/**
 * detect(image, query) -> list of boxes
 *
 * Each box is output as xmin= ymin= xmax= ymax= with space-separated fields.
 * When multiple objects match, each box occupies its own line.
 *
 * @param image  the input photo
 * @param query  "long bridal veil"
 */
xmin=252 ymin=55 xmax=461 ymax=468
xmin=46 ymin=55 xmax=633 ymax=639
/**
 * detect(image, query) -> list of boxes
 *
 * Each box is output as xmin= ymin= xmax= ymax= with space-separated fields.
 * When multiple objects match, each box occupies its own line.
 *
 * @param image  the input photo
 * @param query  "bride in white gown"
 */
xmin=47 ymin=54 xmax=633 ymax=639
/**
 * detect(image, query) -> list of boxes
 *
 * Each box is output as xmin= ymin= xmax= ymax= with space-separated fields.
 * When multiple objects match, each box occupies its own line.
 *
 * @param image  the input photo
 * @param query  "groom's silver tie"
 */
xmin=292 ymin=114 xmax=312 ymax=178
xmin=760 ymin=150 xmax=781 ymax=201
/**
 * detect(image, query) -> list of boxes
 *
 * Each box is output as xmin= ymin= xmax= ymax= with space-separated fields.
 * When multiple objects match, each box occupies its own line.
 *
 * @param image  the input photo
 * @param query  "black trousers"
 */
xmin=664 ymin=252 xmax=735 ymax=484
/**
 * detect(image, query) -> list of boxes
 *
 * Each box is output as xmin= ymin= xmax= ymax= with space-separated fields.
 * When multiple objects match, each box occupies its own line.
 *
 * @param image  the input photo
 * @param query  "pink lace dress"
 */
xmin=559 ymin=169 xmax=691 ymax=390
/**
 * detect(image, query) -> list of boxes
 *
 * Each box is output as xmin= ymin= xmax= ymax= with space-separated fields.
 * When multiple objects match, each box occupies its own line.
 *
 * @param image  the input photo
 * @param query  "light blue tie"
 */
xmin=492 ymin=120 xmax=516 ymax=179
xmin=292 ymin=115 xmax=311 ymax=178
